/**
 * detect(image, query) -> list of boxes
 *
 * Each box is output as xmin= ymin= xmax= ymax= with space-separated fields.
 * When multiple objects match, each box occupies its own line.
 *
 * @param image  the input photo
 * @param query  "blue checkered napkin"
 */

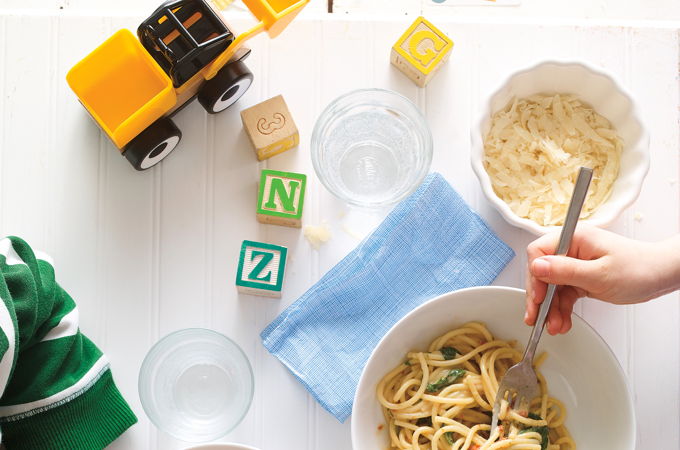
xmin=260 ymin=172 xmax=514 ymax=422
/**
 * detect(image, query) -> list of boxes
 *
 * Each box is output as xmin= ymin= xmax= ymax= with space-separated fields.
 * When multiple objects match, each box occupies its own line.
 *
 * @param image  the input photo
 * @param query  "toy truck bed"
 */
xmin=67 ymin=29 xmax=177 ymax=149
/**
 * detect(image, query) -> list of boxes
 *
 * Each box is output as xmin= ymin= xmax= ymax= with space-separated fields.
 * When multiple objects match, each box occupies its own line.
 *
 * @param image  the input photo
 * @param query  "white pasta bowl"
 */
xmin=184 ymin=444 xmax=260 ymax=450
xmin=471 ymin=61 xmax=649 ymax=235
xmin=351 ymin=286 xmax=635 ymax=449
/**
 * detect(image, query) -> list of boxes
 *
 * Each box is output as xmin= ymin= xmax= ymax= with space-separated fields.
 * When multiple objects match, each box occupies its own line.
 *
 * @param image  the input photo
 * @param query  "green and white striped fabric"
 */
xmin=0 ymin=236 xmax=137 ymax=449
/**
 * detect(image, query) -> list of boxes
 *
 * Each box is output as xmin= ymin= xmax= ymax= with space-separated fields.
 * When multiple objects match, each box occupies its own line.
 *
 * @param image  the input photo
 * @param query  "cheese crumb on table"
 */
xmin=303 ymin=223 xmax=332 ymax=250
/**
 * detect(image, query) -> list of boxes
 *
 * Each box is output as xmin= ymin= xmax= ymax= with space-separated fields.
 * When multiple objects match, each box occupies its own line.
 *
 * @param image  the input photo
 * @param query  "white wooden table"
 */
xmin=0 ymin=9 xmax=678 ymax=450
xmin=4 ymin=0 xmax=680 ymax=21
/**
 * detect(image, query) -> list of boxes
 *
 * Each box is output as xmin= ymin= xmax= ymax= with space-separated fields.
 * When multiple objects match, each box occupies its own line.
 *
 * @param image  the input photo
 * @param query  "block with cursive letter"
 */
xmin=240 ymin=95 xmax=299 ymax=160
xmin=236 ymin=240 xmax=288 ymax=298
xmin=390 ymin=17 xmax=454 ymax=87
xmin=257 ymin=169 xmax=307 ymax=228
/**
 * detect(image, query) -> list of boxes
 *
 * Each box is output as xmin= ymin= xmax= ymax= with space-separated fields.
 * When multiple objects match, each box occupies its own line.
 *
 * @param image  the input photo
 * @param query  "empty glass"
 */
xmin=311 ymin=88 xmax=432 ymax=208
xmin=138 ymin=328 xmax=254 ymax=442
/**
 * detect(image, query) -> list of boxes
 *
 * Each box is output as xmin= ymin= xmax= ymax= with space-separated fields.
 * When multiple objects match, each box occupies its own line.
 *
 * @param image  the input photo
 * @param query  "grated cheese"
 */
xmin=303 ymin=223 xmax=332 ymax=250
xmin=483 ymin=94 xmax=622 ymax=226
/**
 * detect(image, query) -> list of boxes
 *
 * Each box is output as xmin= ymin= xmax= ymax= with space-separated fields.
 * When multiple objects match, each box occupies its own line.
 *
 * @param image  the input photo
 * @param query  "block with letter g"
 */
xmin=391 ymin=16 xmax=454 ymax=87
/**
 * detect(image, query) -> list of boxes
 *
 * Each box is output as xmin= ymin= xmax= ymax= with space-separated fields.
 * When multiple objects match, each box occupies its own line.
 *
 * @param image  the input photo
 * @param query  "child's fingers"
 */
xmin=526 ymin=281 xmax=587 ymax=332
xmin=524 ymin=293 xmax=539 ymax=325
xmin=524 ymin=268 xmax=533 ymax=322
xmin=531 ymin=255 xmax=603 ymax=294
xmin=527 ymin=232 xmax=561 ymax=262
xmin=525 ymin=236 xmax=555 ymax=327
xmin=531 ymin=276 xmax=547 ymax=305
xmin=546 ymin=291 xmax=563 ymax=335
xmin=558 ymin=288 xmax=579 ymax=334
xmin=525 ymin=275 xmax=548 ymax=325
xmin=525 ymin=276 xmax=547 ymax=324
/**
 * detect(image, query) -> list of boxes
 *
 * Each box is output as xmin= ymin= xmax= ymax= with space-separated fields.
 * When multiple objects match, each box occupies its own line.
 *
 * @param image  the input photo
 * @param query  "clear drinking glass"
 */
xmin=138 ymin=328 xmax=254 ymax=442
xmin=311 ymin=88 xmax=433 ymax=208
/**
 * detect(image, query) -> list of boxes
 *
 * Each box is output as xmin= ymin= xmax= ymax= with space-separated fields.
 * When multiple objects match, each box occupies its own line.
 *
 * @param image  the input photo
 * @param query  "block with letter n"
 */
xmin=390 ymin=16 xmax=454 ymax=87
xmin=236 ymin=240 xmax=288 ymax=298
xmin=257 ymin=169 xmax=307 ymax=228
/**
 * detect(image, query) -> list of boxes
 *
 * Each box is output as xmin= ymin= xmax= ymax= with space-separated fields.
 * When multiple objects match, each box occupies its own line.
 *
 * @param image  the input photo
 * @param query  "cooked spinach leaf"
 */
xmin=426 ymin=368 xmax=466 ymax=393
xmin=519 ymin=413 xmax=549 ymax=450
xmin=415 ymin=417 xmax=432 ymax=427
xmin=444 ymin=431 xmax=455 ymax=445
xmin=440 ymin=346 xmax=459 ymax=360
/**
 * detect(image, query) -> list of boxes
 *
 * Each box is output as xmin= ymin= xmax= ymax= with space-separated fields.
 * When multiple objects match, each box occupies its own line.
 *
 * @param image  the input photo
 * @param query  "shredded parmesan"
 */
xmin=303 ymin=223 xmax=332 ymax=250
xmin=483 ymin=94 xmax=622 ymax=226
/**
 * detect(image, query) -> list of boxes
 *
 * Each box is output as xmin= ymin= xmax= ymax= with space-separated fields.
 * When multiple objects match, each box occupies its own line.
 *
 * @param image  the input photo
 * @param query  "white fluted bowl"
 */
xmin=471 ymin=61 xmax=649 ymax=235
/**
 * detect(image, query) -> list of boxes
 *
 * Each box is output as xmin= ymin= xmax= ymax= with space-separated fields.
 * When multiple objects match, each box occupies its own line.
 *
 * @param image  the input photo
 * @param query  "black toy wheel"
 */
xmin=123 ymin=118 xmax=182 ymax=170
xmin=198 ymin=60 xmax=253 ymax=114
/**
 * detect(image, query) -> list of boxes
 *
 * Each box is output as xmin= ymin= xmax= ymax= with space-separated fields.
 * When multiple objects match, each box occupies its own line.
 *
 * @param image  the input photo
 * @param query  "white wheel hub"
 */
xmin=140 ymin=135 xmax=180 ymax=169
xmin=212 ymin=77 xmax=252 ymax=113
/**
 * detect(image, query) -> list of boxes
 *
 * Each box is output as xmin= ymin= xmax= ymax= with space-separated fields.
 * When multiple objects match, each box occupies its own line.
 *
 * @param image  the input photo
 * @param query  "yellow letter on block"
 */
xmin=390 ymin=17 xmax=454 ymax=88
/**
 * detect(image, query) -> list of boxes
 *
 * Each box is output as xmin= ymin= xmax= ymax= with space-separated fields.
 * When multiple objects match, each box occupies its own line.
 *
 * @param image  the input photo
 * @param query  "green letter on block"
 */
xmin=265 ymin=178 xmax=299 ymax=212
xmin=257 ymin=169 xmax=307 ymax=228
xmin=248 ymin=251 xmax=274 ymax=282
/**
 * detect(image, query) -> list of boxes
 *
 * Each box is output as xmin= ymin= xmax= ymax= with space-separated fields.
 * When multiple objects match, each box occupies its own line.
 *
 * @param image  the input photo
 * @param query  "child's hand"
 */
xmin=525 ymin=225 xmax=680 ymax=335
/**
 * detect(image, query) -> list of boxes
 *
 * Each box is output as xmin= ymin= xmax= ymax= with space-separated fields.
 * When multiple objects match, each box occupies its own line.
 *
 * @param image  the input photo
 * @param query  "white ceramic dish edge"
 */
xmin=350 ymin=286 xmax=636 ymax=449
xmin=184 ymin=444 xmax=260 ymax=450
xmin=470 ymin=60 xmax=650 ymax=235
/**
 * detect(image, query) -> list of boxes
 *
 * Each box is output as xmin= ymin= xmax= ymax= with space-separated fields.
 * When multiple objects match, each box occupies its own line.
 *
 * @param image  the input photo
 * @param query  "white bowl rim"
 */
xmin=183 ymin=444 xmax=260 ymax=450
xmin=470 ymin=59 xmax=651 ymax=235
xmin=350 ymin=285 xmax=636 ymax=447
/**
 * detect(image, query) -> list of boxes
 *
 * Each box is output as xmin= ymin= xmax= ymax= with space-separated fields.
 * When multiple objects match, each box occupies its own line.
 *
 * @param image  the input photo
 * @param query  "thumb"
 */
xmin=530 ymin=255 xmax=602 ymax=291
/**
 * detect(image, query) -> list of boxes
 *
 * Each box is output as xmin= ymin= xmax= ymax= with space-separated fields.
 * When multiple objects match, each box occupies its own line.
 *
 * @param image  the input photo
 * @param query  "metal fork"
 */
xmin=490 ymin=166 xmax=593 ymax=433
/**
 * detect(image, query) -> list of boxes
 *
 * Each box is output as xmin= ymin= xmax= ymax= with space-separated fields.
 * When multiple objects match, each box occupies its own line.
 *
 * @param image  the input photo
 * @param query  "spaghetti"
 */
xmin=376 ymin=322 xmax=575 ymax=450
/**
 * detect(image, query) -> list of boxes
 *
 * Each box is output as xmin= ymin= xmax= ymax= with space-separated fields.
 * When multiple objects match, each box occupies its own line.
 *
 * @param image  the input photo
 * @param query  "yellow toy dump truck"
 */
xmin=67 ymin=0 xmax=308 ymax=170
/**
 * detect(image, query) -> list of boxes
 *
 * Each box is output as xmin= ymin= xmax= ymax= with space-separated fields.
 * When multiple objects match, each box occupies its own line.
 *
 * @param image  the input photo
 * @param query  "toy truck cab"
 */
xmin=139 ymin=0 xmax=234 ymax=89
xmin=66 ymin=0 xmax=308 ymax=170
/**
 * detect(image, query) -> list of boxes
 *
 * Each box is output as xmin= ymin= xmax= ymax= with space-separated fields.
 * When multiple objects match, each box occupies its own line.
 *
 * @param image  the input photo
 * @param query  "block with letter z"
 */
xmin=236 ymin=240 xmax=288 ymax=298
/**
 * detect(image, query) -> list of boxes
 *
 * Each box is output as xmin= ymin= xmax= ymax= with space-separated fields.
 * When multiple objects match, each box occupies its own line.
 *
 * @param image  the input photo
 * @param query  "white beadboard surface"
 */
xmin=3 ymin=0 xmax=680 ymax=21
xmin=0 ymin=11 xmax=678 ymax=450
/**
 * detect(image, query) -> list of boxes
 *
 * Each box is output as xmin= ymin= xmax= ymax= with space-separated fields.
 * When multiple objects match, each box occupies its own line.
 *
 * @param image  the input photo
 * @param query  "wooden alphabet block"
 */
xmin=240 ymin=95 xmax=299 ymax=160
xmin=257 ymin=169 xmax=307 ymax=228
xmin=390 ymin=16 xmax=454 ymax=88
xmin=235 ymin=240 xmax=287 ymax=298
